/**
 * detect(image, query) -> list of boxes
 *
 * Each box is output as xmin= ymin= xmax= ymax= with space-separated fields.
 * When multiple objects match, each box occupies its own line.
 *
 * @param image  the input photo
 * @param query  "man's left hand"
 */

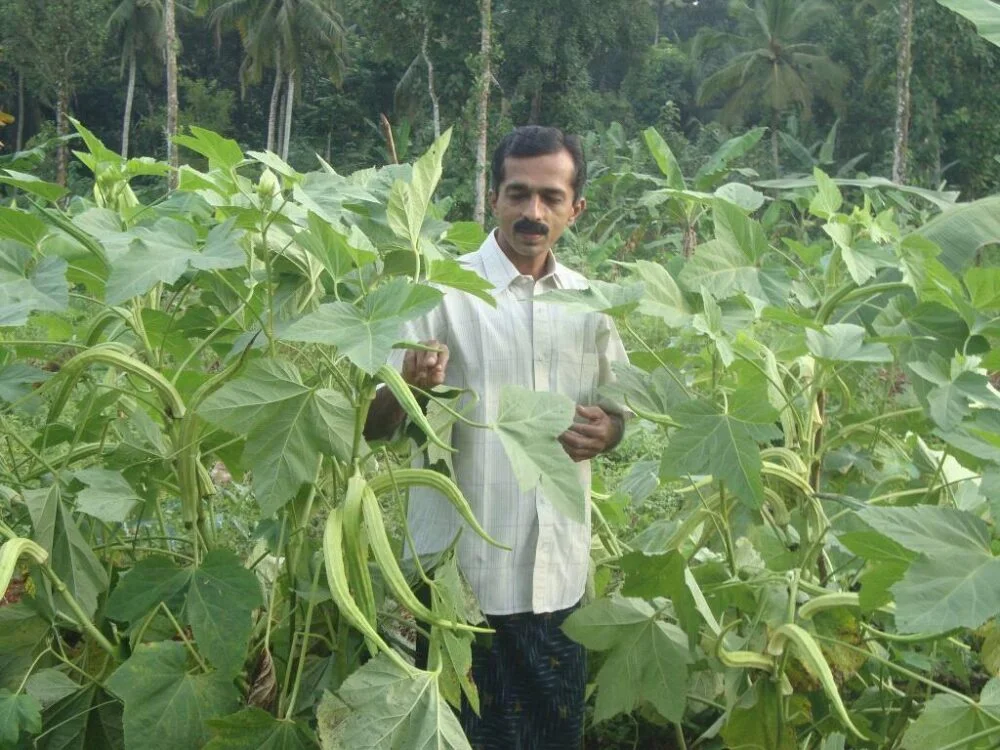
xmin=558 ymin=405 xmax=623 ymax=462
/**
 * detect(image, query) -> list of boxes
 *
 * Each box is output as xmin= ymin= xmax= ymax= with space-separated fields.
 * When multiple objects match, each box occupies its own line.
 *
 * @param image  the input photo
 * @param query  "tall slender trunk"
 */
xmin=276 ymin=88 xmax=287 ymax=160
xmin=267 ymin=55 xmax=282 ymax=152
xmin=164 ymin=0 xmax=179 ymax=189
xmin=122 ymin=49 xmax=137 ymax=158
xmin=472 ymin=0 xmax=492 ymax=226
xmin=892 ymin=0 xmax=914 ymax=184
xmin=654 ymin=0 xmax=664 ymax=45
xmin=56 ymin=82 xmax=69 ymax=188
xmin=16 ymin=71 xmax=24 ymax=151
xmin=422 ymin=23 xmax=441 ymax=139
xmin=529 ymin=87 xmax=542 ymax=124
xmin=281 ymin=71 xmax=295 ymax=161
xmin=771 ymin=108 xmax=780 ymax=177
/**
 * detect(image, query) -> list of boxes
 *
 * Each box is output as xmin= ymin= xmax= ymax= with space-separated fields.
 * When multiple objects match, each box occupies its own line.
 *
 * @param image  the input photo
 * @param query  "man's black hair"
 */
xmin=490 ymin=126 xmax=587 ymax=201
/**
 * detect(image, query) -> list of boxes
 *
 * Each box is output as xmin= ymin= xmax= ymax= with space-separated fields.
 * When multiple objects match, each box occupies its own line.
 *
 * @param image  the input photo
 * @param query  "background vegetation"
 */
xmin=2 ymin=0 xmax=1000 ymax=208
xmin=2 ymin=2 xmax=1000 ymax=750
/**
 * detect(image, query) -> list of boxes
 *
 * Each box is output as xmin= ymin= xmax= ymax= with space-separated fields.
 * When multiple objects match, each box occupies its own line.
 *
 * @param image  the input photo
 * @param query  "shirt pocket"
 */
xmin=556 ymin=351 xmax=600 ymax=406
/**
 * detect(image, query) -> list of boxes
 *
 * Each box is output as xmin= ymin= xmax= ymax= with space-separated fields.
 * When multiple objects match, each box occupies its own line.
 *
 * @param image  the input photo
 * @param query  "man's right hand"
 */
xmin=402 ymin=339 xmax=449 ymax=389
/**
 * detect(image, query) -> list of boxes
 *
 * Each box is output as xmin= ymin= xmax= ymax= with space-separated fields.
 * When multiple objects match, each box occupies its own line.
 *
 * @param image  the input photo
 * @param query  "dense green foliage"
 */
xmin=2 ymin=0 xmax=1000 ymax=203
xmin=2 ymin=0 xmax=1000 ymax=747
xmin=0 ymin=110 xmax=998 ymax=748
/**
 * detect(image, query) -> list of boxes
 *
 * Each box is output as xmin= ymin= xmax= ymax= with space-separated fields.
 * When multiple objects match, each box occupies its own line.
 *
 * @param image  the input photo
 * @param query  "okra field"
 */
xmin=1 ymin=107 xmax=1000 ymax=749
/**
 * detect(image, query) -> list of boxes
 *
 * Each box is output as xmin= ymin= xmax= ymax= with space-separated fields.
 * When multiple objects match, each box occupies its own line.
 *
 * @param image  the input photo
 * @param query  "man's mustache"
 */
xmin=513 ymin=219 xmax=549 ymax=235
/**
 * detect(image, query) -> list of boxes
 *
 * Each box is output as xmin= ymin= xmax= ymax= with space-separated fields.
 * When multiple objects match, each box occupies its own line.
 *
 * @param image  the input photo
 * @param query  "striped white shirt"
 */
xmin=394 ymin=231 xmax=628 ymax=615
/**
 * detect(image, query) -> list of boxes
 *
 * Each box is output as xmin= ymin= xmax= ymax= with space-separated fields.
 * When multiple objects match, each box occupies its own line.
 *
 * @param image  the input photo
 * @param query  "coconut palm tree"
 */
xmin=199 ymin=0 xmax=346 ymax=158
xmin=109 ymin=0 xmax=164 ymax=158
xmin=695 ymin=0 xmax=848 ymax=175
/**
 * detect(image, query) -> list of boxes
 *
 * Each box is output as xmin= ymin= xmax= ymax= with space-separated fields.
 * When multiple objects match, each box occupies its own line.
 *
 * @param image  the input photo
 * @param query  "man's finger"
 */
xmin=576 ymin=404 xmax=605 ymax=420
xmin=560 ymin=430 xmax=598 ymax=451
xmin=435 ymin=344 xmax=450 ymax=374
xmin=569 ymin=421 xmax=604 ymax=438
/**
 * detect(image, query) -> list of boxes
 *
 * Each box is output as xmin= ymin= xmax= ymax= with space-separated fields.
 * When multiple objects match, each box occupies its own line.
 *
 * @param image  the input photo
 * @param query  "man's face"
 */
xmin=489 ymin=149 xmax=585 ymax=265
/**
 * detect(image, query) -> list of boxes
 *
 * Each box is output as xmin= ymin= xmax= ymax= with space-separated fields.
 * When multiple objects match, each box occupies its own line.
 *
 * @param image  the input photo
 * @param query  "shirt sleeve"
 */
xmin=595 ymin=313 xmax=631 ymax=417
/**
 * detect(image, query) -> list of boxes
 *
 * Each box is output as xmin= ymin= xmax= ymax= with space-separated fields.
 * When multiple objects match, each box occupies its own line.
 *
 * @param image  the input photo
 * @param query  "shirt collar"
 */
xmin=480 ymin=230 xmax=567 ymax=291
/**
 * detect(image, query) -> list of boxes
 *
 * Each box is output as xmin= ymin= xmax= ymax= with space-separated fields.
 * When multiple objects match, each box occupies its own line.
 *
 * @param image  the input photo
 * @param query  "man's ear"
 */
xmin=488 ymin=190 xmax=498 ymax=214
xmin=569 ymin=197 xmax=587 ymax=224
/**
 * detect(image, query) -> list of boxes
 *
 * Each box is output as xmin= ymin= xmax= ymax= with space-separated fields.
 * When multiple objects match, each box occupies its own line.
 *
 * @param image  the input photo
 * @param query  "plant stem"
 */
xmin=35 ymin=565 xmax=117 ymax=658
xmin=282 ymin=558 xmax=324 ymax=719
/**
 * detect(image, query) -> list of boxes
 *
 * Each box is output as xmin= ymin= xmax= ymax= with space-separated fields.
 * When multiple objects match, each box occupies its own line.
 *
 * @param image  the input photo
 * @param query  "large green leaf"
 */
xmin=901 ymin=677 xmax=1000 ymax=749
xmin=282 ymin=279 xmax=443 ymax=374
xmin=0 ymin=689 xmax=42 ymax=746
xmin=720 ymin=679 xmax=799 ymax=750
xmin=185 ymin=552 xmax=264 ymax=675
xmin=805 ymin=324 xmax=893 ymax=363
xmin=106 ymin=642 xmax=240 ymax=750
xmin=632 ymin=260 xmax=691 ymax=325
xmin=36 ymin=684 xmax=124 ymax=750
xmin=678 ymin=239 xmax=775 ymax=306
xmin=538 ymin=280 xmax=644 ymax=316
xmin=427 ymin=258 xmax=496 ymax=306
xmin=23 ymin=484 xmax=109 ymax=618
xmin=205 ymin=708 xmax=317 ymax=749
xmin=914 ymin=196 xmax=1000 ymax=271
xmin=0 ymin=245 xmax=69 ymax=327
xmin=72 ymin=468 xmax=140 ymax=524
xmin=0 ymin=206 xmax=49 ymax=248
xmin=24 ymin=669 xmax=81 ymax=708
xmin=859 ymin=506 xmax=1000 ymax=632
xmin=909 ymin=356 xmax=1000 ymax=430
xmin=173 ymin=127 xmax=245 ymax=171
xmin=0 ymin=169 xmax=67 ymax=203
xmin=643 ymin=128 xmax=685 ymax=190
xmin=563 ymin=597 xmax=691 ymax=723
xmin=694 ymin=128 xmax=766 ymax=190
xmin=809 ymin=168 xmax=843 ymax=219
xmin=387 ymin=129 xmax=453 ymax=251
xmin=107 ymin=550 xmax=262 ymax=675
xmin=429 ymin=554 xmax=481 ymax=713
xmin=0 ymin=605 xmax=50 ymax=691
xmin=493 ymin=385 xmax=585 ymax=523
xmin=0 ymin=362 xmax=49 ymax=403
xmin=105 ymin=219 xmax=244 ymax=304
xmin=319 ymin=655 xmax=471 ymax=750
xmin=714 ymin=198 xmax=769 ymax=261
xmin=755 ymin=176 xmax=960 ymax=211
xmin=660 ymin=397 xmax=781 ymax=509
xmin=199 ymin=359 xmax=355 ymax=515
xmin=937 ymin=0 xmax=1000 ymax=47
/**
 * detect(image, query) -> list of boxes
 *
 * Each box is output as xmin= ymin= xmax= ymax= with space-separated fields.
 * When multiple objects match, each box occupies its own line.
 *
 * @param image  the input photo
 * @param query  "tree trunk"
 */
xmin=276 ymin=88 xmax=287 ymax=159
xmin=267 ymin=55 xmax=282 ymax=153
xmin=472 ymin=0 xmax=492 ymax=226
xmin=164 ymin=0 xmax=179 ymax=190
xmin=422 ymin=23 xmax=441 ymax=139
xmin=529 ymin=87 xmax=541 ymax=124
xmin=56 ymin=82 xmax=69 ymax=188
xmin=892 ymin=0 xmax=914 ymax=184
xmin=121 ymin=49 xmax=137 ymax=158
xmin=654 ymin=0 xmax=664 ymax=45
xmin=16 ymin=71 xmax=24 ymax=151
xmin=771 ymin=108 xmax=780 ymax=177
xmin=281 ymin=71 xmax=295 ymax=161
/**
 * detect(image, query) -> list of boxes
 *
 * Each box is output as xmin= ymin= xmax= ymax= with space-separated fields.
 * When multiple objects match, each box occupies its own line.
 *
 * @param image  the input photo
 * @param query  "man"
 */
xmin=366 ymin=126 xmax=628 ymax=749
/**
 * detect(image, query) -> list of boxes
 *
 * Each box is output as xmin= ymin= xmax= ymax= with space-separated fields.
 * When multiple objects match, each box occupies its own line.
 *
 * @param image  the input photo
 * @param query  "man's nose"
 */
xmin=524 ymin=194 xmax=544 ymax=220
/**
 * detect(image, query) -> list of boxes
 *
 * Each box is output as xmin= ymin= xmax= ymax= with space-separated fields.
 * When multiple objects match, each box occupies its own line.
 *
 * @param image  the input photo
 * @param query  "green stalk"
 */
xmin=282 ymin=559 xmax=324 ymax=719
xmin=812 ymin=634 xmax=1000 ymax=720
xmin=36 ymin=564 xmax=117 ymax=658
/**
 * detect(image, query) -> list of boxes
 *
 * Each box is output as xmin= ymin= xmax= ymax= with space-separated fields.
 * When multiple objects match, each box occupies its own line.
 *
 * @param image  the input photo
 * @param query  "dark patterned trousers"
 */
xmin=416 ymin=599 xmax=586 ymax=750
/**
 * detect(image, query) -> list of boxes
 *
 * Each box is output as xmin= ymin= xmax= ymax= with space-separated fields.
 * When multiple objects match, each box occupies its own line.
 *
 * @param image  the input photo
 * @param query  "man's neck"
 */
xmin=494 ymin=230 xmax=553 ymax=280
